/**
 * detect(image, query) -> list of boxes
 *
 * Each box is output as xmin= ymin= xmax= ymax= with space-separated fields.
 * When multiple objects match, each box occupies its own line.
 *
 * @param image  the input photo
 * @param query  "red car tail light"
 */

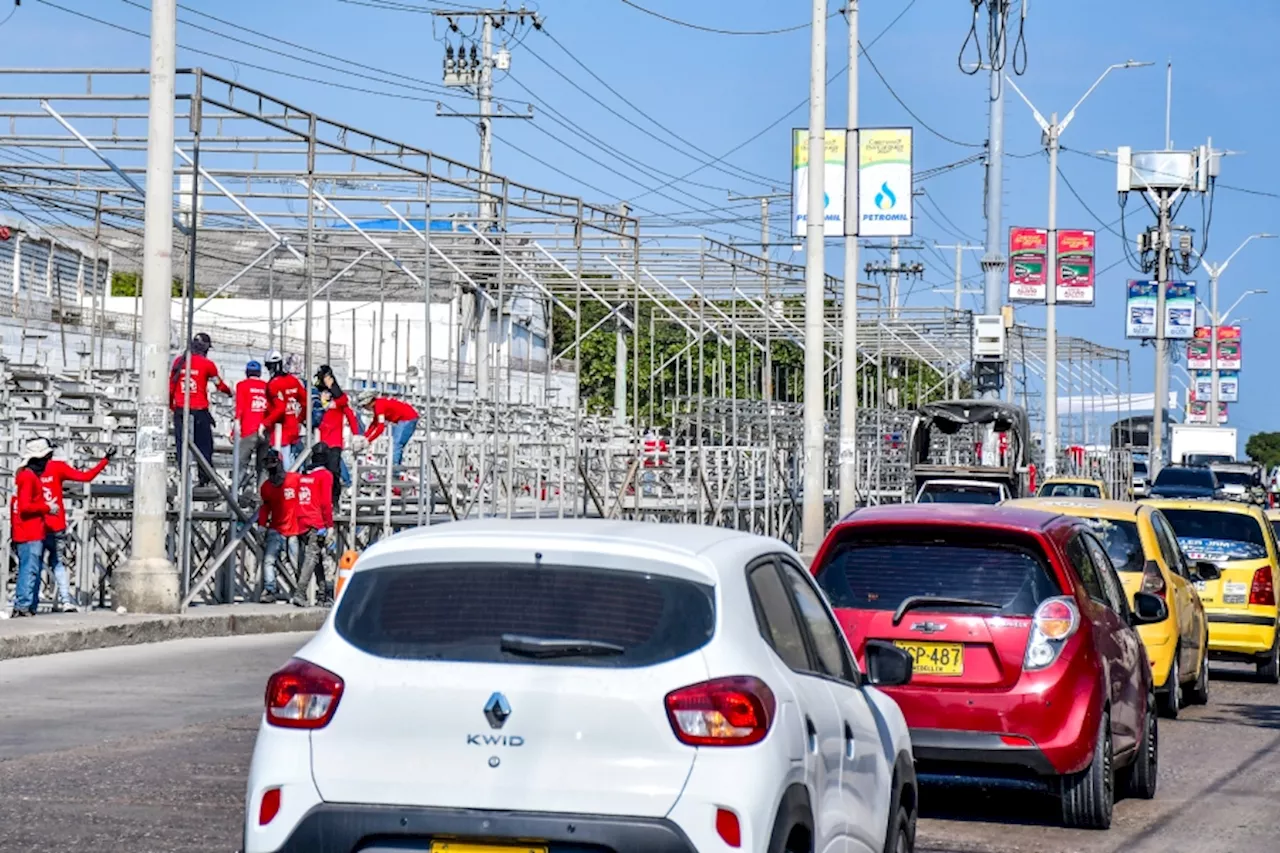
xmin=265 ymin=658 xmax=344 ymax=729
xmin=1250 ymin=567 xmax=1276 ymax=607
xmin=665 ymin=676 xmax=775 ymax=746
xmin=258 ymin=787 xmax=282 ymax=826
xmin=1025 ymin=597 xmax=1080 ymax=671
xmin=1141 ymin=561 xmax=1167 ymax=599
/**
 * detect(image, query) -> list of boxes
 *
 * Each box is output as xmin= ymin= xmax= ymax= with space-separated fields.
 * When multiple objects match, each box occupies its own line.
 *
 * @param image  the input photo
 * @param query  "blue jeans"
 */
xmin=15 ymin=540 xmax=43 ymax=613
xmin=278 ymin=440 xmax=303 ymax=471
xmin=261 ymin=529 xmax=293 ymax=594
xmin=392 ymin=419 xmax=418 ymax=467
xmin=44 ymin=531 xmax=73 ymax=605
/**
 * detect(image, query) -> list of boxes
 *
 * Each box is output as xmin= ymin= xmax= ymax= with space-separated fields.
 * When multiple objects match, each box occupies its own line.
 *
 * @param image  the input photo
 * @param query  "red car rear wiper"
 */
xmin=892 ymin=595 xmax=1004 ymax=626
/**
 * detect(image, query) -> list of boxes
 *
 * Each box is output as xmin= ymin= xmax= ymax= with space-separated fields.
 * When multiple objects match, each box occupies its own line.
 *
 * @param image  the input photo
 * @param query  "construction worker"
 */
xmin=294 ymin=443 xmax=336 ymax=607
xmin=234 ymin=360 xmax=270 ymax=492
xmin=314 ymin=366 xmax=359 ymax=508
xmin=36 ymin=439 xmax=115 ymax=613
xmin=169 ymin=332 xmax=231 ymax=487
xmin=263 ymin=350 xmax=307 ymax=470
xmin=257 ymin=449 xmax=300 ymax=604
xmin=9 ymin=439 xmax=55 ymax=617
xmin=358 ymin=390 xmax=419 ymax=469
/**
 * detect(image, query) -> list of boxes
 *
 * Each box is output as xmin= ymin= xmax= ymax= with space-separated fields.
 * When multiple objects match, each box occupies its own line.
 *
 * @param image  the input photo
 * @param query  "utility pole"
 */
xmin=1152 ymin=190 xmax=1173 ymax=472
xmin=935 ymin=243 xmax=983 ymax=310
xmin=801 ymin=0 xmax=828 ymax=554
xmin=118 ymin=0 xmax=180 ymax=613
xmin=729 ymin=190 xmax=788 ymax=403
xmin=980 ymin=2 xmax=1008 ymax=336
xmin=614 ymin=201 xmax=629 ymax=425
xmin=837 ymin=0 xmax=859 ymax=517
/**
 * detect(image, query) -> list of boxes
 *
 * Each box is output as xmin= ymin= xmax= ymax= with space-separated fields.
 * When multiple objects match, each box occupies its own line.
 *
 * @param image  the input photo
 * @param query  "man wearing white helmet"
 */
xmin=262 ymin=350 xmax=307 ymax=470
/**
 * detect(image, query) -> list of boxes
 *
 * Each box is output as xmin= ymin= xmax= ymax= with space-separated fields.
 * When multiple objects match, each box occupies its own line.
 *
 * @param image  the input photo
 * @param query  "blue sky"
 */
xmin=4 ymin=0 xmax=1279 ymax=441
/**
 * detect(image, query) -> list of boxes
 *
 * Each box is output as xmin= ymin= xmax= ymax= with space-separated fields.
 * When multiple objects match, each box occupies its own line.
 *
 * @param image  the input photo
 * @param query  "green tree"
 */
xmin=111 ymin=270 xmax=207 ymax=298
xmin=1246 ymin=431 xmax=1280 ymax=470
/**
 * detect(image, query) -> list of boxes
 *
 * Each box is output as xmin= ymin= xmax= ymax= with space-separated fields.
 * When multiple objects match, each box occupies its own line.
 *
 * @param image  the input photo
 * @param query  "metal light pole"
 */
xmin=837 ymin=0 xmax=859 ymax=518
xmin=1201 ymin=233 xmax=1275 ymax=426
xmin=1006 ymin=61 xmax=1150 ymax=475
xmin=801 ymin=0 xmax=828 ymax=553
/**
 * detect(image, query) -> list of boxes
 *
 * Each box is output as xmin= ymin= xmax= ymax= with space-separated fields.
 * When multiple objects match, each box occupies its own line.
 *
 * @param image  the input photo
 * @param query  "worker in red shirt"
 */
xmin=9 ymin=439 xmax=55 ymax=617
xmin=263 ymin=350 xmax=307 ymax=471
xmin=234 ymin=359 xmax=270 ymax=491
xmin=314 ymin=369 xmax=360 ymax=509
xmin=37 ymin=441 xmax=115 ymax=613
xmin=293 ymin=444 xmax=336 ymax=607
xmin=169 ymin=332 xmax=231 ymax=487
xmin=257 ymin=449 xmax=300 ymax=604
xmin=357 ymin=390 xmax=419 ymax=470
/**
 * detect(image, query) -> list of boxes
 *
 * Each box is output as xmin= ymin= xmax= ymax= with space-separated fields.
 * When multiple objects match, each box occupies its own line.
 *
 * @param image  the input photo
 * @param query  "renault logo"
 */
xmin=484 ymin=692 xmax=512 ymax=729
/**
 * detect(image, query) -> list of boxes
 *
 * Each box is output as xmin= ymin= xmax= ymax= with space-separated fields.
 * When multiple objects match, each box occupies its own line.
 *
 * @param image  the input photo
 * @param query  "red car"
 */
xmin=810 ymin=504 xmax=1167 ymax=829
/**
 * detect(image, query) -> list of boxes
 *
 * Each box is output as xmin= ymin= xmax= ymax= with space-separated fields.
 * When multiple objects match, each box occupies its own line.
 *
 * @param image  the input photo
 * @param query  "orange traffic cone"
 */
xmin=336 ymin=550 xmax=359 ymax=598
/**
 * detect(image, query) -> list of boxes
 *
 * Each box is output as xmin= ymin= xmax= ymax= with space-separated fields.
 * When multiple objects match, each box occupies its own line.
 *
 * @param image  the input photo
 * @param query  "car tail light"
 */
xmin=1141 ymin=561 xmax=1167 ymax=599
xmin=716 ymin=808 xmax=742 ymax=847
xmin=1250 ymin=568 xmax=1276 ymax=607
xmin=665 ymin=676 xmax=775 ymax=746
xmin=1025 ymin=597 xmax=1080 ymax=671
xmin=258 ymin=788 xmax=282 ymax=826
xmin=265 ymin=658 xmax=344 ymax=729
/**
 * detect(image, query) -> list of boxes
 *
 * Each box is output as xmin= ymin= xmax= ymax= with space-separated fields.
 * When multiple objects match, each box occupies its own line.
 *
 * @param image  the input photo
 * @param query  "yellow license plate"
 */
xmin=430 ymin=845 xmax=546 ymax=853
xmin=894 ymin=641 xmax=964 ymax=676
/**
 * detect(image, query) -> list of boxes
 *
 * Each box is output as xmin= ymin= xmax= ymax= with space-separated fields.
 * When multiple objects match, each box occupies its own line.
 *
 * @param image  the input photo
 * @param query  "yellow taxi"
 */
xmin=1036 ymin=477 xmax=1110 ymax=500
xmin=1009 ymin=497 xmax=1213 ymax=716
xmin=1146 ymin=499 xmax=1280 ymax=684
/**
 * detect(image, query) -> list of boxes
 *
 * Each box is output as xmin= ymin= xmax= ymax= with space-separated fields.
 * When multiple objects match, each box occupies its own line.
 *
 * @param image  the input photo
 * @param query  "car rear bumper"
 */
xmin=1206 ymin=612 xmax=1277 ymax=657
xmin=911 ymin=728 xmax=1057 ymax=776
xmin=265 ymin=804 xmax=698 ymax=853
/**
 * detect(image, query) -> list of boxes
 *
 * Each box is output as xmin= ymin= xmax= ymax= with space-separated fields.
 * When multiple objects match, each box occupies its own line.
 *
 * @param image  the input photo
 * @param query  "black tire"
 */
xmin=1121 ymin=690 xmax=1159 ymax=800
xmin=767 ymin=787 xmax=813 ymax=853
xmin=1258 ymin=634 xmax=1280 ymax=684
xmin=1184 ymin=645 xmax=1210 ymax=706
xmin=1157 ymin=651 xmax=1181 ymax=719
xmin=884 ymin=805 xmax=915 ymax=853
xmin=1060 ymin=711 xmax=1115 ymax=830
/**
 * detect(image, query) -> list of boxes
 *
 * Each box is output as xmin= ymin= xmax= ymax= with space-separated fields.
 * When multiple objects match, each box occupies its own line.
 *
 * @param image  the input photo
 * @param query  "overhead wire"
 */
xmin=613 ymin=0 xmax=830 ymax=37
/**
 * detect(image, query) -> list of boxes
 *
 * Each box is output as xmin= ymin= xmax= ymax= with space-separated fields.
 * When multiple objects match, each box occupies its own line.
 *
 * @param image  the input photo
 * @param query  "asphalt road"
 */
xmin=1 ymin=636 xmax=1278 ymax=853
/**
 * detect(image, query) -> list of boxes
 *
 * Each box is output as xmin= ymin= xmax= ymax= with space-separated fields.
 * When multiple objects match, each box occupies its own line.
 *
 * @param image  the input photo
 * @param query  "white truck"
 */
xmin=1169 ymin=424 xmax=1237 ymax=466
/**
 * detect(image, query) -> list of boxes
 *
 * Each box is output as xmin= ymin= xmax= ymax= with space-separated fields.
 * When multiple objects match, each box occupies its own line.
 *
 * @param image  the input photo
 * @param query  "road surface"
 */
xmin=2 ymin=635 xmax=1278 ymax=852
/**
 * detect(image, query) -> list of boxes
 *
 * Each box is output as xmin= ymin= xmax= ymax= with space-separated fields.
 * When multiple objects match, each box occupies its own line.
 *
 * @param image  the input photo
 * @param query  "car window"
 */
xmin=1160 ymin=508 xmax=1269 ymax=562
xmin=747 ymin=562 xmax=811 ymax=672
xmin=1150 ymin=512 xmax=1188 ymax=578
xmin=778 ymin=560 xmax=857 ymax=683
xmin=1065 ymin=534 xmax=1107 ymax=604
xmin=1155 ymin=467 xmax=1215 ymax=487
xmin=1084 ymin=534 xmax=1128 ymax=615
xmin=1080 ymin=517 xmax=1144 ymax=573
xmin=917 ymin=484 xmax=1002 ymax=504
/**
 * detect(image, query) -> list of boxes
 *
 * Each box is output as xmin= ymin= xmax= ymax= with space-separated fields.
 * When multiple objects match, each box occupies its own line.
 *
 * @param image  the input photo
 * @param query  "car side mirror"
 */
xmin=1131 ymin=591 xmax=1169 ymax=626
xmin=1193 ymin=561 xmax=1222 ymax=581
xmin=864 ymin=640 xmax=913 ymax=687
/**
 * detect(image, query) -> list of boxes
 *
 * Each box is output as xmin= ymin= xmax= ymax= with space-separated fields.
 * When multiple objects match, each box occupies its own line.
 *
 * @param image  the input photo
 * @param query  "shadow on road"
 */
xmin=1189 ymin=701 xmax=1280 ymax=730
xmin=918 ymin=778 xmax=1059 ymax=827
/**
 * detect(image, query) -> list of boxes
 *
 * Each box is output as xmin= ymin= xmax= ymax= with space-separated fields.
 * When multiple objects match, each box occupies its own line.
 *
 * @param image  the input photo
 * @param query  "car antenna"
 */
xmin=534 ymin=551 xmax=543 ymax=568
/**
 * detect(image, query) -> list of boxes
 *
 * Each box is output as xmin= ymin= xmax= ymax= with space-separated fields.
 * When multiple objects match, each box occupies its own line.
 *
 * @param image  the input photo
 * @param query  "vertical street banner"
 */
xmin=1217 ymin=325 xmax=1242 ymax=370
xmin=1055 ymin=229 xmax=1096 ymax=305
xmin=1009 ymin=227 xmax=1049 ymax=302
xmin=1188 ymin=329 xmax=1212 ymax=369
xmin=1191 ymin=372 xmax=1213 ymax=402
xmin=849 ymin=127 xmax=913 ymax=237
xmin=1125 ymin=281 xmax=1158 ymax=338
xmin=1164 ymin=282 xmax=1196 ymax=340
xmin=1219 ymin=370 xmax=1240 ymax=403
xmin=791 ymin=129 xmax=846 ymax=238
xmin=1187 ymin=401 xmax=1228 ymax=424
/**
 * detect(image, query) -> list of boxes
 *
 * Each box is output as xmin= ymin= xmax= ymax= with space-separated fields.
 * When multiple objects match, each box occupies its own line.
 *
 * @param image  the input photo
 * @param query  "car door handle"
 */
xmin=805 ymin=717 xmax=818 ymax=753
xmin=844 ymin=723 xmax=855 ymax=759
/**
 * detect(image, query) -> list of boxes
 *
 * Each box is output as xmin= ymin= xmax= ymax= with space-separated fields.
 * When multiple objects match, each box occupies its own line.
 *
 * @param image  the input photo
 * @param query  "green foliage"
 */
xmin=1246 ymin=432 xmax=1280 ymax=470
xmin=110 ymin=271 xmax=208 ymax=298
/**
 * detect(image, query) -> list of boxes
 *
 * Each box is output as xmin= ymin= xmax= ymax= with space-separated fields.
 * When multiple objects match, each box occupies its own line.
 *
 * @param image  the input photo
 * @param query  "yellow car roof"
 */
xmin=1143 ymin=497 xmax=1263 ymax=517
xmin=1008 ymin=497 xmax=1140 ymax=521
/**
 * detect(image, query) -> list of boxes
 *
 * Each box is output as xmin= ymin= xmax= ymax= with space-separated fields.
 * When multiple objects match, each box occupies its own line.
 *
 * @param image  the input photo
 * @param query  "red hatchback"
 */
xmin=811 ymin=504 xmax=1167 ymax=829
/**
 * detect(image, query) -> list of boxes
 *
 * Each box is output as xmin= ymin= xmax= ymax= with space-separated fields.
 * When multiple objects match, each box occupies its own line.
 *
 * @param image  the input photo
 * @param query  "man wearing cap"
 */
xmin=9 ymin=439 xmax=54 ymax=617
xmin=35 ymin=439 xmax=115 ymax=613
xmin=234 ymin=360 xmax=270 ymax=492
xmin=257 ymin=449 xmax=300 ymax=604
xmin=294 ymin=444 xmax=336 ymax=607
xmin=169 ymin=332 xmax=231 ymax=487
xmin=263 ymin=350 xmax=307 ymax=470
xmin=358 ymin=391 xmax=419 ymax=470
xmin=313 ymin=366 xmax=360 ymax=509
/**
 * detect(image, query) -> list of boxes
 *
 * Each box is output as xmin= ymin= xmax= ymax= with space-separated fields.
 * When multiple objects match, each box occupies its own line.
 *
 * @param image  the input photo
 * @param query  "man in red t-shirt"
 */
xmin=357 ymin=391 xmax=419 ymax=470
xmin=257 ymin=449 xmax=300 ymax=603
xmin=293 ymin=445 xmax=336 ymax=607
xmin=234 ymin=360 xmax=270 ymax=491
xmin=37 ymin=442 xmax=114 ymax=613
xmin=263 ymin=350 xmax=307 ymax=470
xmin=9 ymin=438 xmax=54 ymax=617
xmin=315 ymin=374 xmax=360 ymax=509
xmin=169 ymin=332 xmax=231 ymax=487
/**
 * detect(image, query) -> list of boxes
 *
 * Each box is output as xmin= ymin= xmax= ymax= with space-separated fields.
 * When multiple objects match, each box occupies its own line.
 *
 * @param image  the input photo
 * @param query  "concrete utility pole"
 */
xmin=801 ymin=0 xmax=828 ymax=554
xmin=1200 ymin=233 xmax=1274 ymax=426
xmin=729 ymin=190 xmax=788 ymax=402
xmin=614 ymin=201 xmax=629 ymax=425
xmin=1151 ymin=189 xmax=1173 ymax=474
xmin=935 ymin=243 xmax=983 ymax=311
xmin=837 ymin=0 xmax=859 ymax=517
xmin=119 ymin=0 xmax=180 ymax=613
xmin=980 ymin=2 xmax=1008 ymax=329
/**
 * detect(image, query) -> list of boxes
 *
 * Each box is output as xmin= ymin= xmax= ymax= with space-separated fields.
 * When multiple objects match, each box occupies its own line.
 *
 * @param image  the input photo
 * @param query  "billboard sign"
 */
xmin=1009 ymin=227 xmax=1049 ymax=302
xmin=1126 ymin=281 xmax=1158 ymax=338
xmin=1191 ymin=371 xmax=1213 ymax=403
xmin=1187 ymin=334 xmax=1211 ymax=370
xmin=1218 ymin=325 xmax=1242 ymax=370
xmin=1165 ymin=282 xmax=1196 ymax=340
xmin=791 ymin=129 xmax=846 ymax=238
xmin=1219 ymin=370 xmax=1240 ymax=403
xmin=1056 ymin=229 xmax=1096 ymax=304
xmin=849 ymin=128 xmax=914 ymax=237
xmin=1187 ymin=400 xmax=1228 ymax=424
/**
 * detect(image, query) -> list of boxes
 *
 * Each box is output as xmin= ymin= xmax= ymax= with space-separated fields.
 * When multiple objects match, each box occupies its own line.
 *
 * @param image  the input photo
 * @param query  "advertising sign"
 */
xmin=1219 ymin=370 xmax=1240 ymax=403
xmin=791 ymin=129 xmax=846 ymax=238
xmin=1126 ymin=281 xmax=1158 ymax=338
xmin=1218 ymin=325 xmax=1242 ymax=370
xmin=1187 ymin=334 xmax=1212 ymax=370
xmin=1009 ymin=227 xmax=1049 ymax=302
xmin=848 ymin=128 xmax=914 ymax=237
xmin=1191 ymin=371 xmax=1213 ymax=403
xmin=1165 ymin=282 xmax=1196 ymax=340
xmin=1187 ymin=400 xmax=1229 ymax=424
xmin=1056 ymin=229 xmax=1096 ymax=304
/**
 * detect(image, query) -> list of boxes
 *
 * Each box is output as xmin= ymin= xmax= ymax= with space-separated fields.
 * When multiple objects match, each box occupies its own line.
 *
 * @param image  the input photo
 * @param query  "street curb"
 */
xmin=0 ymin=609 xmax=327 ymax=662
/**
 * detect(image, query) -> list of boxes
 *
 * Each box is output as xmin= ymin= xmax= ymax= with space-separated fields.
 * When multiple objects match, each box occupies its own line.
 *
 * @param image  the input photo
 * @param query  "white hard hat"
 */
xmin=265 ymin=350 xmax=283 ymax=364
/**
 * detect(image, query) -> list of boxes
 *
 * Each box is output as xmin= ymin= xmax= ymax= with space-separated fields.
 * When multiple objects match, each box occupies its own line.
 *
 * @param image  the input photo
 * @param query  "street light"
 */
xmin=1200 ymin=234 xmax=1275 ymax=426
xmin=1006 ymin=60 xmax=1152 ymax=475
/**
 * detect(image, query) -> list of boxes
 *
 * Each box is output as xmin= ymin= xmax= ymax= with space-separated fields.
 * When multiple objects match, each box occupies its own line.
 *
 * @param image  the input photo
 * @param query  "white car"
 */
xmin=244 ymin=519 xmax=919 ymax=853
xmin=914 ymin=479 xmax=1009 ymax=505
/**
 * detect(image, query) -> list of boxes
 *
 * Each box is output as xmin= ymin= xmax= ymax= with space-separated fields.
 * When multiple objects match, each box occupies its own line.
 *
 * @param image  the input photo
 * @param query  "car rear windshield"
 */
xmin=1079 ymin=518 xmax=1144 ymax=572
xmin=815 ymin=532 xmax=1060 ymax=617
xmin=1214 ymin=470 xmax=1258 ymax=487
xmin=1042 ymin=483 xmax=1102 ymax=499
xmin=1155 ymin=467 xmax=1213 ymax=487
xmin=917 ymin=485 xmax=1001 ymax=505
xmin=1134 ymin=462 xmax=1149 ymax=475
xmin=1160 ymin=509 xmax=1268 ymax=562
xmin=334 ymin=563 xmax=715 ymax=667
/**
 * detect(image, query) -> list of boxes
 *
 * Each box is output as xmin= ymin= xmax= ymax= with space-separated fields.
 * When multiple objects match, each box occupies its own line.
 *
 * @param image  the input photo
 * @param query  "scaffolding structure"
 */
xmin=0 ymin=68 xmax=1135 ymax=609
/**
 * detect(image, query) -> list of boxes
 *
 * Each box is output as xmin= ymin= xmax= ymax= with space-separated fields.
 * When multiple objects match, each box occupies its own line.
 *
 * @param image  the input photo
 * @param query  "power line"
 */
xmin=861 ymin=40 xmax=985 ymax=149
xmin=614 ymin=0 xmax=828 ymax=36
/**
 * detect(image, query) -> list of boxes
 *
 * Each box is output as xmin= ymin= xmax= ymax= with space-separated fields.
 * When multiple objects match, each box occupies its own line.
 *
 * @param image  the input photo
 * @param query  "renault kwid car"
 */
xmin=811 ymin=504 xmax=1167 ymax=829
xmin=245 ymin=520 xmax=919 ymax=853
